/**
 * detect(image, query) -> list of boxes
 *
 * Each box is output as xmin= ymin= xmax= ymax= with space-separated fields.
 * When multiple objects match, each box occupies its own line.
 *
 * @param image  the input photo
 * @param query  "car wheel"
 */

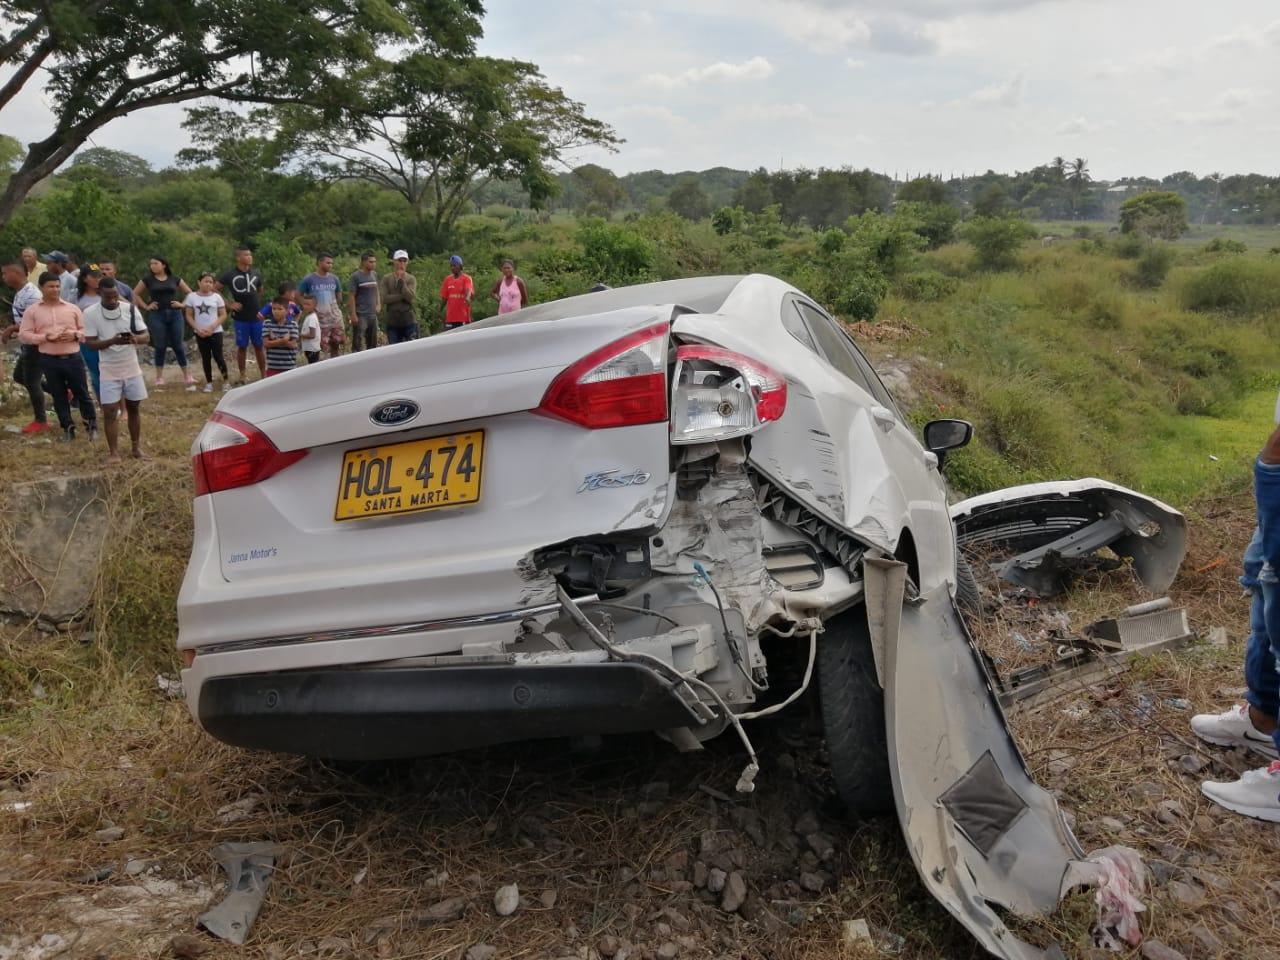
xmin=816 ymin=606 xmax=894 ymax=818
xmin=955 ymin=550 xmax=982 ymax=616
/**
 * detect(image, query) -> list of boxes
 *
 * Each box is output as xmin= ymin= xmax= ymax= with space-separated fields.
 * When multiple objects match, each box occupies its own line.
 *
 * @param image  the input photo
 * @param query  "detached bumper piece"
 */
xmin=198 ymin=663 xmax=696 ymax=759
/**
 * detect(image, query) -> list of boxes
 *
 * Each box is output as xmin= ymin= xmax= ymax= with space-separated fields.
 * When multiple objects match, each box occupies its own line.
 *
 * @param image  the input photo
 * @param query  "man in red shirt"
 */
xmin=439 ymin=255 xmax=475 ymax=331
xmin=18 ymin=272 xmax=97 ymax=442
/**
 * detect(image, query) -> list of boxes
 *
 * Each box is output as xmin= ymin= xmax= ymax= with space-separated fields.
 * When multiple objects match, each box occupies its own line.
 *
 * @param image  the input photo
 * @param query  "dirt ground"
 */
xmin=1 ymin=364 xmax=1277 ymax=960
xmin=2 ymin=488 xmax=1277 ymax=960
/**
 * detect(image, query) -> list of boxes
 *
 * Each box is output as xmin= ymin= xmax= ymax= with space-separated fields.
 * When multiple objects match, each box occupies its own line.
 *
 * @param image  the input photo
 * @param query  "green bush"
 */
xmin=1180 ymin=258 xmax=1280 ymax=314
xmin=832 ymin=271 xmax=889 ymax=321
xmin=1130 ymin=244 xmax=1174 ymax=289
xmin=895 ymin=271 xmax=959 ymax=302
xmin=1204 ymin=237 xmax=1248 ymax=255
xmin=962 ymin=216 xmax=1036 ymax=271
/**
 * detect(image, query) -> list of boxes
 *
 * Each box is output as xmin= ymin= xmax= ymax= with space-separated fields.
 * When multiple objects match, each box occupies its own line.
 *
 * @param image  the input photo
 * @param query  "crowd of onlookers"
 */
xmin=1 ymin=245 xmax=530 ymax=460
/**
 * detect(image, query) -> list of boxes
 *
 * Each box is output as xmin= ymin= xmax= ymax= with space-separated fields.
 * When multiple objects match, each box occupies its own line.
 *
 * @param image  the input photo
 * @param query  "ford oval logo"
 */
xmin=369 ymin=399 xmax=420 ymax=427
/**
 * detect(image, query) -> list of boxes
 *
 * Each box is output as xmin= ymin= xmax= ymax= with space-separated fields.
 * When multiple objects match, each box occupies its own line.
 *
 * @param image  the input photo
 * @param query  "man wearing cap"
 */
xmin=380 ymin=250 xmax=418 ymax=344
xmin=40 ymin=250 xmax=76 ymax=300
xmin=439 ymin=255 xmax=474 ymax=331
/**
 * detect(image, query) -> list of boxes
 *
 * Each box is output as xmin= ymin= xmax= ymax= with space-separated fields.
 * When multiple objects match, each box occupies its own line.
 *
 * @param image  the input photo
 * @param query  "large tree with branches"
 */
xmin=267 ymin=54 xmax=619 ymax=243
xmin=0 ymin=0 xmax=484 ymax=229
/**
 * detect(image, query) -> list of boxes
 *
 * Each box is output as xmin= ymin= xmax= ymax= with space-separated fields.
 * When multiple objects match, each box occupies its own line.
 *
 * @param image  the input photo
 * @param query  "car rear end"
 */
xmin=178 ymin=287 xmax=807 ymax=759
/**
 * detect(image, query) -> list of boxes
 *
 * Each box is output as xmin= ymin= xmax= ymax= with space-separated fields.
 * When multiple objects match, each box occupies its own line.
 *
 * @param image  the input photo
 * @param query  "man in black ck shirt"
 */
xmin=218 ymin=246 xmax=266 ymax=384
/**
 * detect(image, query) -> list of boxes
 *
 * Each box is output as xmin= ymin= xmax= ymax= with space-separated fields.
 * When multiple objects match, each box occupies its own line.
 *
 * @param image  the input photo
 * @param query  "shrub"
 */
xmin=1204 ymin=237 xmax=1248 ymax=255
xmin=1130 ymin=244 xmax=1174 ymax=289
xmin=962 ymin=216 xmax=1036 ymax=271
xmin=1083 ymin=290 xmax=1128 ymax=329
xmin=832 ymin=271 xmax=889 ymax=321
xmin=1180 ymin=259 xmax=1280 ymax=314
xmin=895 ymin=271 xmax=959 ymax=302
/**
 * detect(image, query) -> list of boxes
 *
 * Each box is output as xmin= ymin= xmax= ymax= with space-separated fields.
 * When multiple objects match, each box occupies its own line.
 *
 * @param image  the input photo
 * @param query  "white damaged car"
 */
xmin=179 ymin=274 xmax=1132 ymax=959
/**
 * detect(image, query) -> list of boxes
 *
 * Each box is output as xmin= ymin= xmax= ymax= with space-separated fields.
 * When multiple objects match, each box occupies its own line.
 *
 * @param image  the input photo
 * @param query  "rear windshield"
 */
xmin=471 ymin=275 xmax=745 ymax=329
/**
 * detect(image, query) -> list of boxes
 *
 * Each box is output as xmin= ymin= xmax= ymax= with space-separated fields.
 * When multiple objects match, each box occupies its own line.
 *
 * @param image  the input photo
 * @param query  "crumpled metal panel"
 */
xmin=867 ymin=559 xmax=1083 ymax=960
xmin=648 ymin=441 xmax=786 ymax=634
xmin=951 ymin=479 xmax=1187 ymax=598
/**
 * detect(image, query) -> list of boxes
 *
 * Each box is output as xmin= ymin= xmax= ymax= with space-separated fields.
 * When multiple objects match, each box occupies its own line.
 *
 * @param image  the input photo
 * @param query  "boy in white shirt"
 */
xmin=298 ymin=294 xmax=321 ymax=365
xmin=82 ymin=279 xmax=150 ymax=462
xmin=185 ymin=272 xmax=231 ymax=392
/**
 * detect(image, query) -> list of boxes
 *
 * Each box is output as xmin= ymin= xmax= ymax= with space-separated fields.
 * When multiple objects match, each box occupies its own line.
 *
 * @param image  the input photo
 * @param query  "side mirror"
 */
xmin=923 ymin=419 xmax=973 ymax=468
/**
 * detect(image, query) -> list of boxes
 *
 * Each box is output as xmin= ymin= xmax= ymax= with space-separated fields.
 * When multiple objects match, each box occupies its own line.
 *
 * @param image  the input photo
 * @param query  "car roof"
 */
xmin=472 ymin=275 xmax=748 ymax=329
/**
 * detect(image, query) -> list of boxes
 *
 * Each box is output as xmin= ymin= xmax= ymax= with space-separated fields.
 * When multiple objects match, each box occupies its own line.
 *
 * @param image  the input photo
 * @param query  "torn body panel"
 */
xmin=951 ymin=479 xmax=1187 ymax=598
xmin=866 ymin=559 xmax=1084 ymax=960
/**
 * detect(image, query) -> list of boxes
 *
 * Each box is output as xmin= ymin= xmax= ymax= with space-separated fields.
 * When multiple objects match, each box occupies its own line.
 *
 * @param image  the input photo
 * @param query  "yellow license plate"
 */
xmin=335 ymin=430 xmax=484 ymax=521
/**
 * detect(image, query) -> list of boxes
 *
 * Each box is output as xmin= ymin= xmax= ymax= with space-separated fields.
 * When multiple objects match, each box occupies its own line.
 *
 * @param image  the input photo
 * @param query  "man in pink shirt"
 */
xmin=19 ymin=272 xmax=97 ymax=442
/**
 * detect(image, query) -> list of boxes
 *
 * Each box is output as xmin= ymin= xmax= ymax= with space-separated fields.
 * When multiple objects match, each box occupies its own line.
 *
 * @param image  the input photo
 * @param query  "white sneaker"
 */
xmin=222 ymin=382 xmax=231 ymax=392
xmin=202 ymin=383 xmax=213 ymax=393
xmin=1190 ymin=704 xmax=1279 ymax=759
xmin=1201 ymin=761 xmax=1280 ymax=822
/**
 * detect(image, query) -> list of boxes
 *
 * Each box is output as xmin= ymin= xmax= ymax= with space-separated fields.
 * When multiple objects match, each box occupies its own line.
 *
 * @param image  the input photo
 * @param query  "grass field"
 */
xmin=3 ymin=236 xmax=1280 ymax=958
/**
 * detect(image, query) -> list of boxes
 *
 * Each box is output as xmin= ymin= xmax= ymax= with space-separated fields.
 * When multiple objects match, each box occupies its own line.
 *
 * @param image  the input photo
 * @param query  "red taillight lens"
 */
xmin=192 ymin=412 xmax=307 ymax=496
xmin=671 ymin=344 xmax=787 ymax=444
xmin=535 ymin=322 xmax=669 ymax=429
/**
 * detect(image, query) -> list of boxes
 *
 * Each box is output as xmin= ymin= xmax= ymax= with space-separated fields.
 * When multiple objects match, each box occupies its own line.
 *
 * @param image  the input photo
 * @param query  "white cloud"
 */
xmin=726 ymin=102 xmax=815 ymax=124
xmin=780 ymin=9 xmax=871 ymax=54
xmin=1089 ymin=46 xmax=1185 ymax=79
xmin=1213 ymin=87 xmax=1267 ymax=108
xmin=1055 ymin=116 xmax=1097 ymax=136
xmin=845 ymin=58 xmax=867 ymax=69
xmin=562 ymin=53 xmax=589 ymax=66
xmin=642 ymin=56 xmax=775 ymax=89
xmin=958 ymin=70 xmax=1026 ymax=108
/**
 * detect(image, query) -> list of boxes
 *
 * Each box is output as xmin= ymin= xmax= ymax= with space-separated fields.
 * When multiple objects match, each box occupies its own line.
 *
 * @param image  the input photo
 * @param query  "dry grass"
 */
xmin=2 ymin=373 xmax=1279 ymax=960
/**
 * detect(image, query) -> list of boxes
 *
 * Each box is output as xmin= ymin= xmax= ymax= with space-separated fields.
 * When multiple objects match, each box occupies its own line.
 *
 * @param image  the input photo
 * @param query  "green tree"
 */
xmin=1066 ymin=157 xmax=1091 ymax=218
xmin=0 ymin=0 xmax=487 ymax=229
xmin=963 ymin=216 xmax=1036 ymax=271
xmin=1119 ymin=191 xmax=1189 ymax=240
xmin=896 ymin=176 xmax=950 ymax=206
xmin=0 ymin=134 xmax=23 ymax=176
xmin=733 ymin=169 xmax=774 ymax=214
xmin=893 ymin=201 xmax=959 ymax=250
xmin=667 ymin=177 xmax=711 ymax=221
xmin=63 ymin=148 xmax=153 ymax=189
xmin=973 ymin=184 xmax=1008 ymax=218
xmin=277 ymin=55 xmax=619 ymax=247
xmin=571 ymin=164 xmax=625 ymax=214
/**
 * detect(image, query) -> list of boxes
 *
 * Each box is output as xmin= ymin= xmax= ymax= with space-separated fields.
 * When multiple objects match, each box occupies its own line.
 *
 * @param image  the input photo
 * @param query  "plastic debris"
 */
xmin=198 ymin=842 xmax=278 ymax=945
xmin=1061 ymin=845 xmax=1147 ymax=951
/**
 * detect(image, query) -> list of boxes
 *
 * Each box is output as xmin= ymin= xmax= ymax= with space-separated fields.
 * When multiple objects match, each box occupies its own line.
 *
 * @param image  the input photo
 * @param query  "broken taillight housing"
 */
xmin=535 ymin=322 xmax=669 ymax=429
xmin=670 ymin=344 xmax=787 ymax=444
xmin=192 ymin=412 xmax=308 ymax=496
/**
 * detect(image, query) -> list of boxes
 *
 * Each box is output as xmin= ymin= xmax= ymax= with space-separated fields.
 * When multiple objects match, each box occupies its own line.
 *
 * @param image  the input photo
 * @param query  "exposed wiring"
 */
xmin=556 ymin=584 xmax=760 ymax=793
xmin=693 ymin=561 xmax=769 ymax=693
xmin=734 ymin=624 xmax=819 ymax=720
xmin=590 ymin=601 xmax=681 ymax=628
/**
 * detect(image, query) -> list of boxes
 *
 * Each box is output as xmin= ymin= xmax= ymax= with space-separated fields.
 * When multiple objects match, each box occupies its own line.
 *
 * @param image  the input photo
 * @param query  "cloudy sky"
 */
xmin=2 ymin=0 xmax=1276 ymax=181
xmin=478 ymin=0 xmax=1279 ymax=180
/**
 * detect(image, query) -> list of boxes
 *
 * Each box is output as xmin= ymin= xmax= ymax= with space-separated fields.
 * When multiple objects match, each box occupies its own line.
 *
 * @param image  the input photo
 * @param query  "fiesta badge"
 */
xmin=369 ymin=399 xmax=420 ymax=427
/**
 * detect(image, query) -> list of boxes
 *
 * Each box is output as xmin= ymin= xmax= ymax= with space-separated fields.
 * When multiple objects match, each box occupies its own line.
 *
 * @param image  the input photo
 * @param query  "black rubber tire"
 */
xmin=955 ymin=550 xmax=983 ymax=617
xmin=816 ymin=606 xmax=894 ymax=818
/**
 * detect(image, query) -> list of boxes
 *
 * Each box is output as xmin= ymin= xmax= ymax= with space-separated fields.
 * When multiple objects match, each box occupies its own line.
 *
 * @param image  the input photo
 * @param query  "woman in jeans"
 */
xmin=133 ymin=255 xmax=194 ymax=389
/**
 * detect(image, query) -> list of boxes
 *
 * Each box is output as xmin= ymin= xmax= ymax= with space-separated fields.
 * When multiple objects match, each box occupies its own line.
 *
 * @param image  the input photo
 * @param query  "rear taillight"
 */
xmin=192 ymin=412 xmax=307 ymax=496
xmin=671 ymin=344 xmax=787 ymax=444
xmin=535 ymin=322 xmax=669 ymax=429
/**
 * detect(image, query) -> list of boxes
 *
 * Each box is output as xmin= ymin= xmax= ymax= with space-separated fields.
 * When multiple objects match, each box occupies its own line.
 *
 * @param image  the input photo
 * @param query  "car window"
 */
xmin=794 ymin=301 xmax=902 ymax=412
xmin=780 ymin=297 xmax=818 ymax=352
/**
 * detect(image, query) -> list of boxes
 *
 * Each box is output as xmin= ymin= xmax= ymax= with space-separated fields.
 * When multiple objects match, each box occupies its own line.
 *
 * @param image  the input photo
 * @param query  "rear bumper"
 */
xmin=197 ymin=662 xmax=696 ymax=759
